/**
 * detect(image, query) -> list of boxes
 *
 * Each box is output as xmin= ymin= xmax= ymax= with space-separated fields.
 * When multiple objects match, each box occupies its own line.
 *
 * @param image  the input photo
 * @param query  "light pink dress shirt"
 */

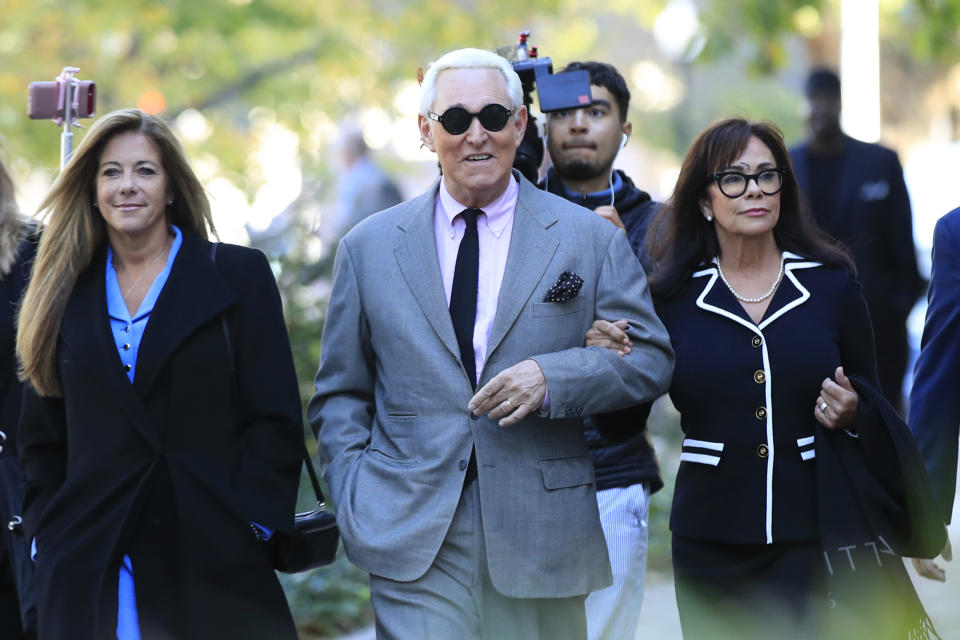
xmin=434 ymin=175 xmax=518 ymax=386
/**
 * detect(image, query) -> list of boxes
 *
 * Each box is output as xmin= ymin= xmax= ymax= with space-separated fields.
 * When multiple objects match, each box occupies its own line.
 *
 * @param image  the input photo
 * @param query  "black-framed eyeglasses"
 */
xmin=712 ymin=168 xmax=787 ymax=198
xmin=427 ymin=104 xmax=514 ymax=135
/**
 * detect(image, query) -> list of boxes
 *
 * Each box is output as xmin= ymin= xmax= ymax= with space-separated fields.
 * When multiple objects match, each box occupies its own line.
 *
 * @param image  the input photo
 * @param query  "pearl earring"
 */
xmin=705 ymin=214 xmax=713 ymax=222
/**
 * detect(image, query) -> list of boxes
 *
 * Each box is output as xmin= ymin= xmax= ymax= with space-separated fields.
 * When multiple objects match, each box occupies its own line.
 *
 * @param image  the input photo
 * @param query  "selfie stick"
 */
xmin=57 ymin=67 xmax=80 ymax=169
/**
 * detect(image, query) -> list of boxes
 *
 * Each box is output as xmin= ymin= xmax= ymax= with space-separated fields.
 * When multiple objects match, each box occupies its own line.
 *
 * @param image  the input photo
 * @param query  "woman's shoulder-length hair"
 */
xmin=645 ymin=117 xmax=852 ymax=299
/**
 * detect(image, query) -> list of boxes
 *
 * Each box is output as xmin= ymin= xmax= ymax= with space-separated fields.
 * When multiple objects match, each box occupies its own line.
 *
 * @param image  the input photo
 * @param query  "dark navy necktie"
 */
xmin=450 ymin=208 xmax=481 ymax=388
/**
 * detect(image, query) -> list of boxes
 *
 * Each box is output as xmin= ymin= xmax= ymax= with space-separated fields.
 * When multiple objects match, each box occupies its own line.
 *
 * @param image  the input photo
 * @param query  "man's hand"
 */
xmin=912 ymin=536 xmax=952 ymax=582
xmin=468 ymin=359 xmax=546 ymax=427
xmin=593 ymin=205 xmax=625 ymax=230
xmin=814 ymin=366 xmax=858 ymax=430
xmin=585 ymin=319 xmax=633 ymax=355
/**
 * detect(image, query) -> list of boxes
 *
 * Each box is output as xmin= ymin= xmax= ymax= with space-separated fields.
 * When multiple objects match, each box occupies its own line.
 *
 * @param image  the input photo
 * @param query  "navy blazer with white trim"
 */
xmin=659 ymin=253 xmax=879 ymax=544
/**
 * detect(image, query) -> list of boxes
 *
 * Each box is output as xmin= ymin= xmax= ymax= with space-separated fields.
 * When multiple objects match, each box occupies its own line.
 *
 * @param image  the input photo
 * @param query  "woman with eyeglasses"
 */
xmin=587 ymin=118 xmax=942 ymax=638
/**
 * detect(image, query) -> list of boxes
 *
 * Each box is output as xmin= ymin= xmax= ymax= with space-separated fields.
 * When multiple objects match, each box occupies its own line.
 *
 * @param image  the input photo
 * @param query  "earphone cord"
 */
xmin=609 ymin=170 xmax=615 ymax=207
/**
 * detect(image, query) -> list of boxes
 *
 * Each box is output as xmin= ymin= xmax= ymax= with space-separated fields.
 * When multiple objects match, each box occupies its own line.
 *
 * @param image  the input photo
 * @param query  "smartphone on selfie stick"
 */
xmin=28 ymin=67 xmax=96 ymax=169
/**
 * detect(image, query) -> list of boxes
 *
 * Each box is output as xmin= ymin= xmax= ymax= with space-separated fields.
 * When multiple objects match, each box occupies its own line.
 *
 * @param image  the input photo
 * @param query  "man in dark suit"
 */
xmin=540 ymin=60 xmax=661 ymax=640
xmin=790 ymin=68 xmax=922 ymax=413
xmin=309 ymin=47 xmax=673 ymax=639
xmin=909 ymin=207 xmax=960 ymax=581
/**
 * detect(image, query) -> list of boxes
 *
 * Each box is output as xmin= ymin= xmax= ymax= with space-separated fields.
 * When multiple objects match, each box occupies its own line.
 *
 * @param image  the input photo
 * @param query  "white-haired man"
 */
xmin=309 ymin=47 xmax=673 ymax=639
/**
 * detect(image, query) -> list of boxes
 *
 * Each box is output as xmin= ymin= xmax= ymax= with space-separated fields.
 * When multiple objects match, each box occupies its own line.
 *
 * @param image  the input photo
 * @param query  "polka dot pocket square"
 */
xmin=543 ymin=271 xmax=584 ymax=303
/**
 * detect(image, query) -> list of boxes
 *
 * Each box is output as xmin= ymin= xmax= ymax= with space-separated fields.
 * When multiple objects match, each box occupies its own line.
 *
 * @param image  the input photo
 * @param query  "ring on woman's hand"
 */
xmin=505 ymin=398 xmax=514 ymax=409
xmin=819 ymin=401 xmax=828 ymax=412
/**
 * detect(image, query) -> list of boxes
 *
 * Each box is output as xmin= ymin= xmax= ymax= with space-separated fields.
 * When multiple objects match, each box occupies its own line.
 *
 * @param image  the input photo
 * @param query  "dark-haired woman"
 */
xmin=16 ymin=109 xmax=302 ymax=639
xmin=588 ymin=118 xmax=941 ymax=638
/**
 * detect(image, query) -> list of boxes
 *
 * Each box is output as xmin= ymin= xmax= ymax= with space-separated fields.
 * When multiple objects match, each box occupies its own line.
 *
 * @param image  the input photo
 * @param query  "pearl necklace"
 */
xmin=716 ymin=255 xmax=785 ymax=303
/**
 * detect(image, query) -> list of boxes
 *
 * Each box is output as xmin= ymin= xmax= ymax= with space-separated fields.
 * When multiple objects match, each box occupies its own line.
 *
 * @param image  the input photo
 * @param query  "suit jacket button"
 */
xmin=752 ymin=335 xmax=762 ymax=348
xmin=469 ymin=413 xmax=479 ymax=421
xmin=458 ymin=459 xmax=467 ymax=471
xmin=753 ymin=370 xmax=766 ymax=384
xmin=756 ymin=444 xmax=769 ymax=458
xmin=755 ymin=406 xmax=766 ymax=420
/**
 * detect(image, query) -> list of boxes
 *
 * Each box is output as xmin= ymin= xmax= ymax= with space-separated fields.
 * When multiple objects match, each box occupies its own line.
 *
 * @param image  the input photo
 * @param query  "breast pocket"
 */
xmin=532 ymin=298 xmax=585 ymax=318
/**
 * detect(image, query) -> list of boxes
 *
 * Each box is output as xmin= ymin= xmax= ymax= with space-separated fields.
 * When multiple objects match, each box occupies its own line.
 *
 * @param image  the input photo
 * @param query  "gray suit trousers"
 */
xmin=370 ymin=473 xmax=588 ymax=640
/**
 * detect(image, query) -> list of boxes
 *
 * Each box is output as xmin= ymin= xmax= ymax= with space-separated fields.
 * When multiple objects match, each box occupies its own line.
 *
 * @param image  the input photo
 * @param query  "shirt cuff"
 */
xmin=538 ymin=386 xmax=551 ymax=417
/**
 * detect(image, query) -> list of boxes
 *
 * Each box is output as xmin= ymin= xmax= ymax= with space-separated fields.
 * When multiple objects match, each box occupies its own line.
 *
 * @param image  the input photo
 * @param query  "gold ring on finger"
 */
xmin=505 ymin=398 xmax=514 ymax=409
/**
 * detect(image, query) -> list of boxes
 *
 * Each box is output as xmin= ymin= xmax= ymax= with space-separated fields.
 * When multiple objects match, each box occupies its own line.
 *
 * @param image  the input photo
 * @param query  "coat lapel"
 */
xmin=132 ymin=232 xmax=236 ymax=398
xmin=484 ymin=179 xmax=559 ymax=365
xmin=693 ymin=253 xmax=820 ymax=331
xmin=393 ymin=182 xmax=461 ymax=361
xmin=60 ymin=251 xmax=161 ymax=448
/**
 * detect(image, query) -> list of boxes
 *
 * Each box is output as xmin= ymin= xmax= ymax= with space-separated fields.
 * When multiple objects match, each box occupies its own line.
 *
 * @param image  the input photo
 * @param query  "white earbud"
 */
xmin=620 ymin=133 xmax=628 ymax=149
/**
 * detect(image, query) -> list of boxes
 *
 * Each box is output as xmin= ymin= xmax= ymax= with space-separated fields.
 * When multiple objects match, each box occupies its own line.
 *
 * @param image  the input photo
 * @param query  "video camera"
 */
xmin=27 ymin=66 xmax=97 ymax=169
xmin=497 ymin=32 xmax=593 ymax=184
xmin=28 ymin=67 xmax=96 ymax=123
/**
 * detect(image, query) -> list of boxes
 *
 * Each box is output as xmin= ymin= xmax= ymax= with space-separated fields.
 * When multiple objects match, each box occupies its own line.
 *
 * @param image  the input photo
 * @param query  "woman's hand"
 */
xmin=585 ymin=319 xmax=633 ymax=356
xmin=814 ymin=366 xmax=858 ymax=430
xmin=912 ymin=535 xmax=952 ymax=582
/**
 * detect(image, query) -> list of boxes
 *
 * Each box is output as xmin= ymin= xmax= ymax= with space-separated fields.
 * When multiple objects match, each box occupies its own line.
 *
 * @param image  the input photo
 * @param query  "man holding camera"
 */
xmin=542 ymin=61 xmax=663 ymax=640
xmin=310 ymin=48 xmax=673 ymax=639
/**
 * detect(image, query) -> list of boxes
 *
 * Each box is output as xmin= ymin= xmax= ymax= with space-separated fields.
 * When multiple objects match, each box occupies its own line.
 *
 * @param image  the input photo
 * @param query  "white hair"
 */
xmin=419 ymin=48 xmax=523 ymax=116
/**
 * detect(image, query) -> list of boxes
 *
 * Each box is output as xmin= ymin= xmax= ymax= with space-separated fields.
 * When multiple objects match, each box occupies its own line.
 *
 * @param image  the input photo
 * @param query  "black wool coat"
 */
xmin=18 ymin=231 xmax=303 ymax=640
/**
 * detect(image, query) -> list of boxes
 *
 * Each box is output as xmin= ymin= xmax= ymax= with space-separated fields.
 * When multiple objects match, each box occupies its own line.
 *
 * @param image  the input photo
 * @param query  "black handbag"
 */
xmin=271 ymin=447 xmax=340 ymax=573
xmin=211 ymin=242 xmax=339 ymax=573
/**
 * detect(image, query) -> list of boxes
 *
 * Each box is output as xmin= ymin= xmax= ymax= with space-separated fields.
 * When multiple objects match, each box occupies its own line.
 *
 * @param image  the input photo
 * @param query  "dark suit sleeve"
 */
xmin=909 ymin=212 xmax=960 ymax=523
xmin=17 ymin=383 xmax=67 ymax=543
xmin=228 ymin=250 xmax=303 ymax=532
xmin=838 ymin=275 xmax=880 ymax=386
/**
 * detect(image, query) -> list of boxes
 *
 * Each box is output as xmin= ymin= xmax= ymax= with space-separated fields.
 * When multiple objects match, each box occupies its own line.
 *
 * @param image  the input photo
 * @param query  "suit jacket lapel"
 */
xmin=133 ymin=232 xmax=236 ymax=398
xmin=60 ymin=250 xmax=161 ymax=448
xmin=485 ymin=180 xmax=559 ymax=365
xmin=393 ymin=183 xmax=461 ymax=361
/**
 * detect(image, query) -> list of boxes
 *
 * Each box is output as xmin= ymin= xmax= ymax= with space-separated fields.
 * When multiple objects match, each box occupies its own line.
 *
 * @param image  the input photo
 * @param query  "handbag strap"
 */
xmin=211 ymin=242 xmax=327 ymax=509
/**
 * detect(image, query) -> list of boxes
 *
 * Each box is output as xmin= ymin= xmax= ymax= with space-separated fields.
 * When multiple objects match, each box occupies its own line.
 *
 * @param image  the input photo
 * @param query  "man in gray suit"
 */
xmin=308 ymin=47 xmax=673 ymax=640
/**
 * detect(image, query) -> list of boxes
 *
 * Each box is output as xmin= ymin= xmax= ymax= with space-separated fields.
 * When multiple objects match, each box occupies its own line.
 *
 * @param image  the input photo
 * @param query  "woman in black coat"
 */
xmin=588 ymin=119 xmax=940 ymax=638
xmin=0 ymin=153 xmax=38 ymax=639
xmin=16 ymin=109 xmax=302 ymax=639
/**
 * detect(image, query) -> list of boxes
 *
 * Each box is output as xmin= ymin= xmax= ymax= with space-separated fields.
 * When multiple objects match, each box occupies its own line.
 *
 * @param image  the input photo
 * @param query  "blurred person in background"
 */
xmin=790 ymin=68 xmax=922 ymax=415
xmin=0 ymin=151 xmax=38 ymax=639
xmin=541 ymin=60 xmax=662 ymax=640
xmin=589 ymin=118 xmax=943 ymax=639
xmin=321 ymin=122 xmax=403 ymax=243
xmin=16 ymin=109 xmax=302 ymax=639
xmin=909 ymin=206 xmax=960 ymax=582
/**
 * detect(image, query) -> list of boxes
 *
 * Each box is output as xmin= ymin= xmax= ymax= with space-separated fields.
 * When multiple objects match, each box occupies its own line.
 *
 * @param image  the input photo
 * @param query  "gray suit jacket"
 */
xmin=309 ymin=175 xmax=673 ymax=598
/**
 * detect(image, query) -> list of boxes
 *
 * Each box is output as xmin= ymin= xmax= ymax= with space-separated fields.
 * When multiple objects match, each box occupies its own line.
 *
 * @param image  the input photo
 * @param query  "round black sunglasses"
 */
xmin=427 ymin=104 xmax=514 ymax=135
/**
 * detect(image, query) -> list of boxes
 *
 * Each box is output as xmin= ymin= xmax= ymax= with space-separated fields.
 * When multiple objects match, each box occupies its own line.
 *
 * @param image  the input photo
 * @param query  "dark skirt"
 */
xmin=672 ymin=534 xmax=827 ymax=640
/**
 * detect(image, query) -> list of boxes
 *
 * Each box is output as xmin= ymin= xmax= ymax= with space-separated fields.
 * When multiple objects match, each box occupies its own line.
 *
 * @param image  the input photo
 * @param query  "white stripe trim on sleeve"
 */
xmin=680 ymin=452 xmax=721 ymax=466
